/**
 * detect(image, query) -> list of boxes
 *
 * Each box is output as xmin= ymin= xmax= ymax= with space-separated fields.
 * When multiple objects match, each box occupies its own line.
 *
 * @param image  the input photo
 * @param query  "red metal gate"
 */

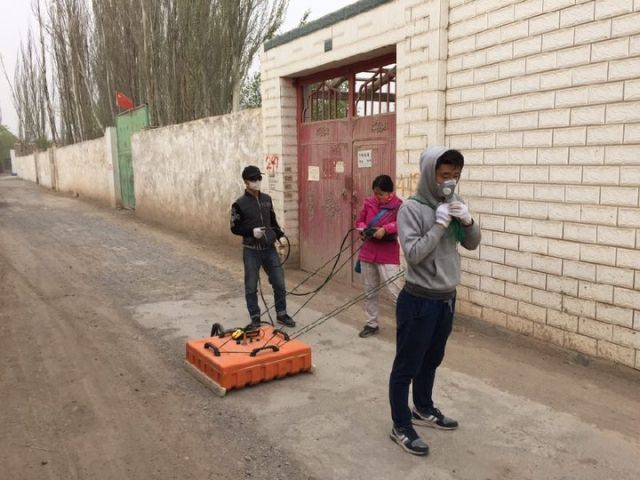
xmin=297 ymin=55 xmax=396 ymax=285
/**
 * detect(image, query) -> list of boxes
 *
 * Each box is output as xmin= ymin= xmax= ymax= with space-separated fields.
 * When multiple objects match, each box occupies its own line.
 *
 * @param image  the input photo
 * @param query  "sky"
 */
xmin=0 ymin=0 xmax=353 ymax=136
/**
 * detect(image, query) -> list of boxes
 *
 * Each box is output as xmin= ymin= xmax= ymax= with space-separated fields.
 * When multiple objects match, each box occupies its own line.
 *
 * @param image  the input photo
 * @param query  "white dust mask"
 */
xmin=248 ymin=180 xmax=261 ymax=191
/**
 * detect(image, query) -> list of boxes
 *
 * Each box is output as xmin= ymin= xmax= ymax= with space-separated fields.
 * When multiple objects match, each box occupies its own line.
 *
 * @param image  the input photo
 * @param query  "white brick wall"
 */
xmin=447 ymin=0 xmax=640 ymax=370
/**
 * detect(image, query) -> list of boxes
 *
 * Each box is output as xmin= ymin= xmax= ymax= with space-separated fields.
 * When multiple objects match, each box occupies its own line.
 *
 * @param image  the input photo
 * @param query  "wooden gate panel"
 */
xmin=297 ymin=56 xmax=396 ymax=285
xmin=298 ymin=121 xmax=351 ymax=278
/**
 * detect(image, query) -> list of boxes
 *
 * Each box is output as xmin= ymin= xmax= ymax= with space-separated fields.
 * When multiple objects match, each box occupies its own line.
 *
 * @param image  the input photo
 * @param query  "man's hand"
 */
xmin=435 ymin=203 xmax=452 ymax=228
xmin=253 ymin=227 xmax=265 ymax=239
xmin=449 ymin=201 xmax=473 ymax=226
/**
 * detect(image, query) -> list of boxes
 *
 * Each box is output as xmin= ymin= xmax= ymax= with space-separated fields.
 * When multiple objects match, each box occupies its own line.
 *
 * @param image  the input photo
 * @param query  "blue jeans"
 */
xmin=243 ymin=246 xmax=287 ymax=321
xmin=389 ymin=288 xmax=455 ymax=429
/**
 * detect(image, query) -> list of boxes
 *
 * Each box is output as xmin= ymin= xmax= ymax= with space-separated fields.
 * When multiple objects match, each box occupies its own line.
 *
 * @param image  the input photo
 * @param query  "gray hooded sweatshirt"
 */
xmin=397 ymin=146 xmax=481 ymax=297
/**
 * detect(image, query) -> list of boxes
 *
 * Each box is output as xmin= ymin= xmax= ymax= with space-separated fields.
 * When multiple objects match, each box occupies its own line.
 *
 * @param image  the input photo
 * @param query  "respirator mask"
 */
xmin=438 ymin=179 xmax=457 ymax=202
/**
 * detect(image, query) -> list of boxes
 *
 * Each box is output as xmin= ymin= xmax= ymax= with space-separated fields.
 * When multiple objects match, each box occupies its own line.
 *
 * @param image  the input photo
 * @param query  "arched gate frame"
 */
xmin=296 ymin=54 xmax=397 ymax=284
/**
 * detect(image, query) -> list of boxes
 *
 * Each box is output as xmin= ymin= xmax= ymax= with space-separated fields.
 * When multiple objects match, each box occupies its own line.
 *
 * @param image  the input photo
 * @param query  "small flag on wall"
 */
xmin=115 ymin=92 xmax=134 ymax=111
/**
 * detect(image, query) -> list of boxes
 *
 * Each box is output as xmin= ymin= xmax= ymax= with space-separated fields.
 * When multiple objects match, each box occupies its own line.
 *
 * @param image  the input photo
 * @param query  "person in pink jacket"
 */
xmin=355 ymin=175 xmax=403 ymax=338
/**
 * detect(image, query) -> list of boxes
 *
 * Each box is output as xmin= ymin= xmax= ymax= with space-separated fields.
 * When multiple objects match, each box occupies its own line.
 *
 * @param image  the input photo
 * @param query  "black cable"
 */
xmin=245 ymin=226 xmax=289 ymax=323
xmin=212 ymin=242 xmax=403 ymax=355
xmin=258 ymin=276 xmax=275 ymax=326
xmin=285 ymin=269 xmax=405 ymax=343
xmin=239 ymin=224 xmax=398 ymax=351
xmin=256 ymin=227 xmax=358 ymax=321
xmin=287 ymin=228 xmax=357 ymax=296
xmin=258 ymin=226 xmax=290 ymax=267
xmin=290 ymin=241 xmax=363 ymax=318
xmin=256 ymin=228 xmax=364 ymax=346
xmin=276 ymin=234 xmax=290 ymax=267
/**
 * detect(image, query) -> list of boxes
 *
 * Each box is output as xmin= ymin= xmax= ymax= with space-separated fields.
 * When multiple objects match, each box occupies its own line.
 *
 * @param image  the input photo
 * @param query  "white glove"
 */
xmin=435 ymin=203 xmax=452 ymax=228
xmin=253 ymin=227 xmax=265 ymax=239
xmin=449 ymin=201 xmax=472 ymax=225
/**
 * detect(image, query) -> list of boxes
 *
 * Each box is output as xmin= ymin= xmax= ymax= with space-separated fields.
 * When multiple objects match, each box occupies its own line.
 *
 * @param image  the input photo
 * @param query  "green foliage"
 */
xmin=0 ymin=125 xmax=18 ymax=161
xmin=240 ymin=72 xmax=262 ymax=109
xmin=307 ymin=79 xmax=348 ymax=121
xmin=0 ymin=125 xmax=17 ymax=171
xmin=33 ymin=136 xmax=50 ymax=150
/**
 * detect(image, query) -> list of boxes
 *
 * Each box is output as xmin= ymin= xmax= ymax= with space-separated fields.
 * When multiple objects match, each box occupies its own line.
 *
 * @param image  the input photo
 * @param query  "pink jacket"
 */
xmin=355 ymin=194 xmax=402 ymax=265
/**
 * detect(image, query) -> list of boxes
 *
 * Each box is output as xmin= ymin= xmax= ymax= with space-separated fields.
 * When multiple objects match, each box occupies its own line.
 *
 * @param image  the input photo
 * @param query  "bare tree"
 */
xmin=8 ymin=0 xmax=288 ymax=146
xmin=13 ymin=33 xmax=49 ymax=148
xmin=34 ymin=0 xmax=58 ymax=144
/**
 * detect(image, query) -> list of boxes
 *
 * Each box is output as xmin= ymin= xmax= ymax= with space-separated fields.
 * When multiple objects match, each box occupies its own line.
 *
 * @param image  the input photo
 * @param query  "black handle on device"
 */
xmin=249 ymin=345 xmax=279 ymax=357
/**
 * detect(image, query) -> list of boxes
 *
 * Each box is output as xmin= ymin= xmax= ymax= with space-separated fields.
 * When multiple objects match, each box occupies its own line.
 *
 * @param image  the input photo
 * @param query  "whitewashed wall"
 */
xmin=55 ymin=135 xmax=116 ymax=206
xmin=14 ymin=153 xmax=37 ymax=182
xmin=35 ymin=151 xmax=53 ymax=189
xmin=131 ymin=109 xmax=263 ymax=243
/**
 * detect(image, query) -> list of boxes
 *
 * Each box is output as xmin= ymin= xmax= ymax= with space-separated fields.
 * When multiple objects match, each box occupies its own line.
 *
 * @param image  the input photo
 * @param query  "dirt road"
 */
xmin=0 ymin=178 xmax=311 ymax=479
xmin=1 ymin=176 xmax=639 ymax=480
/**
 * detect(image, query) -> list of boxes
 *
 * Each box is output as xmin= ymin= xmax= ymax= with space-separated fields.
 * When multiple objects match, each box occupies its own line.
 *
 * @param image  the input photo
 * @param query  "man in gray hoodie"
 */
xmin=389 ymin=147 xmax=481 ymax=456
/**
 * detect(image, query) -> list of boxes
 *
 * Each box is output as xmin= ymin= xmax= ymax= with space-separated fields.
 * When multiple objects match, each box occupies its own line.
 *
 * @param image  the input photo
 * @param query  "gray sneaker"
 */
xmin=389 ymin=426 xmax=429 ymax=456
xmin=412 ymin=407 xmax=459 ymax=430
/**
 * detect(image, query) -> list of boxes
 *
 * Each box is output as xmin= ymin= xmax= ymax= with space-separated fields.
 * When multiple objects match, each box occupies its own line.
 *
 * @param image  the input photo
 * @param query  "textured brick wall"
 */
xmin=396 ymin=0 xmax=449 ymax=181
xmin=446 ymin=0 xmax=640 ymax=369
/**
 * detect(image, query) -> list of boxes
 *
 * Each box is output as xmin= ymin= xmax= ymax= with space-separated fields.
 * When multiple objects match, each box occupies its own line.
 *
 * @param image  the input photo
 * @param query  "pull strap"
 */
xmin=367 ymin=208 xmax=389 ymax=229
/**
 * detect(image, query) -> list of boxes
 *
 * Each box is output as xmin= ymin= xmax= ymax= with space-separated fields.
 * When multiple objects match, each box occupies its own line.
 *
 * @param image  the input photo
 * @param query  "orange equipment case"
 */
xmin=185 ymin=325 xmax=313 ymax=396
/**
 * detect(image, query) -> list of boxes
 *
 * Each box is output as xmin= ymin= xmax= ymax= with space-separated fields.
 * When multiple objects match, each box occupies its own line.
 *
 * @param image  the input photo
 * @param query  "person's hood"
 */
xmin=417 ymin=146 xmax=458 ymax=207
xmin=364 ymin=193 xmax=402 ymax=210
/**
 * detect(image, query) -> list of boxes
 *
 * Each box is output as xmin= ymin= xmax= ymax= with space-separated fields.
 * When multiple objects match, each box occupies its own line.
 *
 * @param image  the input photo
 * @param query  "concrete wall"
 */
xmin=35 ymin=150 xmax=53 ymax=189
xmin=14 ymin=131 xmax=117 ymax=207
xmin=10 ymin=149 xmax=17 ymax=174
xmin=55 ymin=134 xmax=116 ymax=207
xmin=14 ymin=153 xmax=37 ymax=182
xmin=131 ymin=109 xmax=263 ymax=243
xmin=446 ymin=0 xmax=640 ymax=369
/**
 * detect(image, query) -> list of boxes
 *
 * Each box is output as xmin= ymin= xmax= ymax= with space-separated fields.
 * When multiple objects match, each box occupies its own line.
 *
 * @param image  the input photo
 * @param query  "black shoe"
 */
xmin=389 ymin=426 xmax=429 ymax=456
xmin=412 ymin=407 xmax=459 ymax=430
xmin=246 ymin=321 xmax=261 ymax=331
xmin=359 ymin=325 xmax=379 ymax=338
xmin=246 ymin=316 xmax=262 ymax=330
xmin=276 ymin=314 xmax=296 ymax=328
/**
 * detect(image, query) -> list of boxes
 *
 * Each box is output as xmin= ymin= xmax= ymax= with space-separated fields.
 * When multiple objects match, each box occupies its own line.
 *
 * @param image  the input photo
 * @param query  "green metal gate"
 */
xmin=116 ymin=105 xmax=149 ymax=209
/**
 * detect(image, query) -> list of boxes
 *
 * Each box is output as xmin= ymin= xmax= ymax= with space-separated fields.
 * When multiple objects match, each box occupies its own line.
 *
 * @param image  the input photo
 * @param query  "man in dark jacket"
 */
xmin=230 ymin=165 xmax=295 ymax=328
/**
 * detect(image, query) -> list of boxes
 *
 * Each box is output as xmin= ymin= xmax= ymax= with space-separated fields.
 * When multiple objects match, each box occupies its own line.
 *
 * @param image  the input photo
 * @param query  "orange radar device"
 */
xmin=185 ymin=324 xmax=313 ymax=396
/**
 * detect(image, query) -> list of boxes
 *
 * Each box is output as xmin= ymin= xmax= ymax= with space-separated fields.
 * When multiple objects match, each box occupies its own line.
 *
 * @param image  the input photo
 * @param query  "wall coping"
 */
xmin=264 ymin=0 xmax=393 ymax=51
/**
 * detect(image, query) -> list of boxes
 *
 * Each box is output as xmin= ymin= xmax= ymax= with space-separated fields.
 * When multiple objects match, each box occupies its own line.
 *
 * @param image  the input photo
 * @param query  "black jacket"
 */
xmin=230 ymin=191 xmax=284 ymax=248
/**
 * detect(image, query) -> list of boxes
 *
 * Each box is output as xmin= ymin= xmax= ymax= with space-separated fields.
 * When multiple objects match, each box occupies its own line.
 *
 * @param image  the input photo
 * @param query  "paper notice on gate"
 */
xmin=308 ymin=165 xmax=320 ymax=181
xmin=335 ymin=161 xmax=344 ymax=173
xmin=358 ymin=150 xmax=372 ymax=168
